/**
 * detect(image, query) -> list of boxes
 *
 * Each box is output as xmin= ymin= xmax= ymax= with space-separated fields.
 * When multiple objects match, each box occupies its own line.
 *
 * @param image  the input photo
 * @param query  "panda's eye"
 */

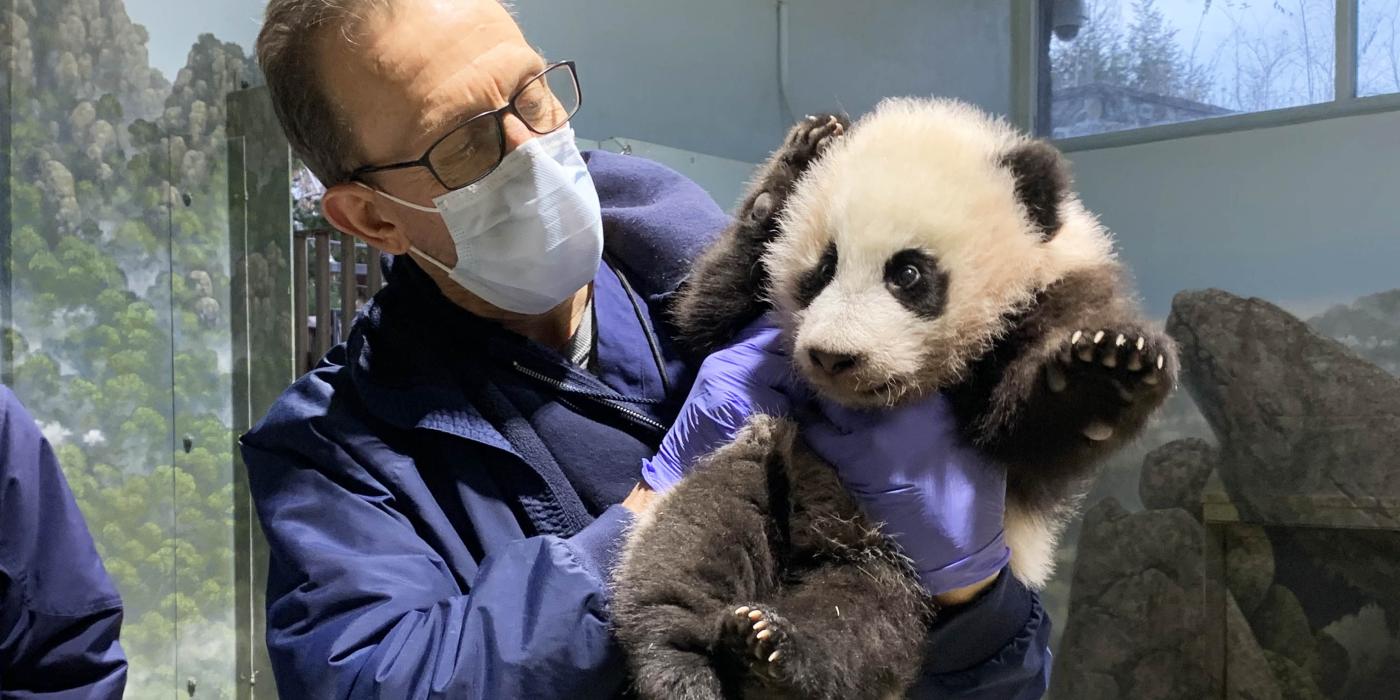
xmin=819 ymin=259 xmax=836 ymax=278
xmin=893 ymin=264 xmax=921 ymax=289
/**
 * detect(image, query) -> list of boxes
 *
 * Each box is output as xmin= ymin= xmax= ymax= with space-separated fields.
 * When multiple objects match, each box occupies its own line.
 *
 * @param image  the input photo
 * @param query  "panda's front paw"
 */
xmin=745 ymin=115 xmax=850 ymax=227
xmin=780 ymin=113 xmax=848 ymax=169
xmin=730 ymin=605 xmax=791 ymax=675
xmin=1044 ymin=328 xmax=1173 ymax=441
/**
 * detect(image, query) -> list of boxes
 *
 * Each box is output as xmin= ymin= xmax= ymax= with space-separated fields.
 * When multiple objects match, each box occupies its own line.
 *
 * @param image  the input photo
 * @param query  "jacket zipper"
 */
xmin=512 ymin=362 xmax=667 ymax=433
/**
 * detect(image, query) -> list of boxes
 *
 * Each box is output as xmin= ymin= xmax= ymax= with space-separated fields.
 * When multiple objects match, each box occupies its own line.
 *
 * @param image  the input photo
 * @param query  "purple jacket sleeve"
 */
xmin=241 ymin=440 xmax=635 ymax=700
xmin=0 ymin=386 xmax=127 ymax=699
xmin=912 ymin=566 xmax=1052 ymax=698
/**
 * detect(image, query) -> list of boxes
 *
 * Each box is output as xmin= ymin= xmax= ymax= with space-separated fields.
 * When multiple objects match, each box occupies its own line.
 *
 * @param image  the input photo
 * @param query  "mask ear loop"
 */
xmin=603 ymin=253 xmax=673 ymax=397
xmin=355 ymin=181 xmax=440 ymax=214
xmin=353 ymin=183 xmax=458 ymax=275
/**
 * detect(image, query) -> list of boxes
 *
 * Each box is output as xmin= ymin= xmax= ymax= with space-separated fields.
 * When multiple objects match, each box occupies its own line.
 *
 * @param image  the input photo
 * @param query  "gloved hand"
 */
xmin=799 ymin=393 xmax=1010 ymax=596
xmin=642 ymin=314 xmax=801 ymax=492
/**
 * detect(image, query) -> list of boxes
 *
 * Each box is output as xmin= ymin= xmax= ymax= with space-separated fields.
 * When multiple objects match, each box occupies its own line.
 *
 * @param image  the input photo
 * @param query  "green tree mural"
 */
xmin=4 ymin=0 xmax=262 ymax=696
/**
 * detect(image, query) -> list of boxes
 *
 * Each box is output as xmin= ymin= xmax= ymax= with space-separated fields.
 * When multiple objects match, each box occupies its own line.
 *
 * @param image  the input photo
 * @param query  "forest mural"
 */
xmin=3 ymin=0 xmax=260 ymax=696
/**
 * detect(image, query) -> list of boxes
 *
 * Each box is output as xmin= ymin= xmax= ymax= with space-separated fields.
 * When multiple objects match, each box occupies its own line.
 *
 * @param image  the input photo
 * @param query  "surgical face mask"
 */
xmin=361 ymin=127 xmax=604 ymax=315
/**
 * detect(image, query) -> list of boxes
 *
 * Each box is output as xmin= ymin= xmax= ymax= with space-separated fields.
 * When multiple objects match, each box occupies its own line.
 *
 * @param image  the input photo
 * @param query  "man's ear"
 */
xmin=322 ymin=183 xmax=412 ymax=254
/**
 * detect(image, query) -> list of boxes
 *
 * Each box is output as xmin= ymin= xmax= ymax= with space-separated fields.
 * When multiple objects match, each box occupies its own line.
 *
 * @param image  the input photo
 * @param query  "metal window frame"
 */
xmin=1017 ymin=0 xmax=1400 ymax=153
xmin=228 ymin=85 xmax=293 ymax=700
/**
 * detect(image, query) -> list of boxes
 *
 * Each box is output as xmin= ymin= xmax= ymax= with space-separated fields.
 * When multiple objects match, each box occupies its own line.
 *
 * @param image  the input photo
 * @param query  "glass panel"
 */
xmin=1041 ymin=115 xmax=1400 ymax=697
xmin=1359 ymin=0 xmax=1400 ymax=96
xmin=1047 ymin=0 xmax=1337 ymax=138
xmin=167 ymin=38 xmax=261 ymax=697
xmin=4 ymin=1 xmax=263 ymax=696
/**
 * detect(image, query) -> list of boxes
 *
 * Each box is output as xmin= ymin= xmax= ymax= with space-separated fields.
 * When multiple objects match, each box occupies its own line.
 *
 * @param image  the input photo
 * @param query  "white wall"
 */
xmin=1065 ymin=110 xmax=1400 ymax=319
xmin=516 ymin=0 xmax=1013 ymax=166
xmin=579 ymin=136 xmax=758 ymax=211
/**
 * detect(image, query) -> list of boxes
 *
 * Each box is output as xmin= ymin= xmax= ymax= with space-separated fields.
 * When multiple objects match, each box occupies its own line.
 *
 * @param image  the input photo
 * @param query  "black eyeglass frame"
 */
xmin=349 ymin=60 xmax=581 ymax=191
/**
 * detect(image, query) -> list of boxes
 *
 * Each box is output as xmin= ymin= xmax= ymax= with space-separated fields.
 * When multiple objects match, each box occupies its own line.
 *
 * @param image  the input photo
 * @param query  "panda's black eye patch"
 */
xmin=795 ymin=242 xmax=838 ymax=309
xmin=884 ymin=249 xmax=948 ymax=319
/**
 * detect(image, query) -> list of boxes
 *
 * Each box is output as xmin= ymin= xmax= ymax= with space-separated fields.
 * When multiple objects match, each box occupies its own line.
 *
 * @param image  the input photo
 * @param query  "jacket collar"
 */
xmin=346 ymin=250 xmax=675 ymax=452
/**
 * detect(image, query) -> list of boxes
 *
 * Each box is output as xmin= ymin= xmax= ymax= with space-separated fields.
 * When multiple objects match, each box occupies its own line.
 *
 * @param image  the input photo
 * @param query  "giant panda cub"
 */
xmin=612 ymin=97 xmax=1177 ymax=700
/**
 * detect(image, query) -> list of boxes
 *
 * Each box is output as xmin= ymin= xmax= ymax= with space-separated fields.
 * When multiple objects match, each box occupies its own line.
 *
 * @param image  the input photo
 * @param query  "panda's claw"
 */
xmin=1046 ymin=363 xmax=1068 ymax=393
xmin=727 ymin=605 xmax=790 ymax=670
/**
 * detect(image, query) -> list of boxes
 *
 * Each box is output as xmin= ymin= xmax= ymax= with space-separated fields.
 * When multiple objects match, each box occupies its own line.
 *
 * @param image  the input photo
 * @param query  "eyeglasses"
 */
xmin=350 ymin=61 xmax=582 ymax=191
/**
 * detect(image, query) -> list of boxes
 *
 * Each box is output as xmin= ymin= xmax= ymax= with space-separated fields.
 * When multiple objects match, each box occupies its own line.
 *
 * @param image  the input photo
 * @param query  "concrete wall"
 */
xmin=1066 ymin=110 xmax=1400 ymax=319
xmin=516 ymin=0 xmax=1013 ymax=165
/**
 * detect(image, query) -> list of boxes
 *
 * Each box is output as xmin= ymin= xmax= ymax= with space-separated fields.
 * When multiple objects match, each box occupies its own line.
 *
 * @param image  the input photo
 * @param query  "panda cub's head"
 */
xmin=765 ymin=98 xmax=1115 ymax=408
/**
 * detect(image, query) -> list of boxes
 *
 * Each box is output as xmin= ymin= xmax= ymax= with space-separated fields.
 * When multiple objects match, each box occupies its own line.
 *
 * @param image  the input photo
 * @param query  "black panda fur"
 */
xmin=612 ymin=98 xmax=1177 ymax=700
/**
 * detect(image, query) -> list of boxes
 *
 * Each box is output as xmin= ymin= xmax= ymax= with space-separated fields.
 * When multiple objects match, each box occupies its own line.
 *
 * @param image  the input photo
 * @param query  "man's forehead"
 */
xmin=320 ymin=0 xmax=536 ymax=162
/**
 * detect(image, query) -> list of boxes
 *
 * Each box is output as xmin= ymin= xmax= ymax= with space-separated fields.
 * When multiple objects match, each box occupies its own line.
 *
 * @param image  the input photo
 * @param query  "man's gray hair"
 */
xmin=256 ymin=0 xmax=515 ymax=186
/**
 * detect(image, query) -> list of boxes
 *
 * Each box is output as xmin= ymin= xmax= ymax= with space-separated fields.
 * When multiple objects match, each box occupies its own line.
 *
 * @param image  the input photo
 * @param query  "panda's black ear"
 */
xmin=1001 ymin=139 xmax=1070 ymax=241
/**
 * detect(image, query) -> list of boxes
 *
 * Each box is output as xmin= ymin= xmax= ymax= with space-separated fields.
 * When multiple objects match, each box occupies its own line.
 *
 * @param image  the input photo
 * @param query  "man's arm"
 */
xmin=914 ymin=567 xmax=1052 ymax=699
xmin=0 ymin=386 xmax=127 ymax=699
xmin=241 ymin=440 xmax=635 ymax=700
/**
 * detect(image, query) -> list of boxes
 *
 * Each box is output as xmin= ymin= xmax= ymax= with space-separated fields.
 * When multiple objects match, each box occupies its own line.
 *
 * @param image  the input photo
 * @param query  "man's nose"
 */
xmin=500 ymin=113 xmax=538 ymax=154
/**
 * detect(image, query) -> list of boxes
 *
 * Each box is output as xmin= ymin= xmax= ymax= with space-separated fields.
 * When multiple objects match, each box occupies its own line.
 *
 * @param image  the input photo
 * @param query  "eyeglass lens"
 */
xmin=427 ymin=64 xmax=580 ymax=189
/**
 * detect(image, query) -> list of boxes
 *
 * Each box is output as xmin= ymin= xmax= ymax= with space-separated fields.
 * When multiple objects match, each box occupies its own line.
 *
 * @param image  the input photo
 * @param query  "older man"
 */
xmin=242 ymin=0 xmax=1051 ymax=697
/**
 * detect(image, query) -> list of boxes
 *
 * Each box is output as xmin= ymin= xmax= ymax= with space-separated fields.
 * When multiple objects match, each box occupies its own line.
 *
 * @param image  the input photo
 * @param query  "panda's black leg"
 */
xmin=715 ymin=557 xmax=929 ymax=700
xmin=671 ymin=113 xmax=849 ymax=357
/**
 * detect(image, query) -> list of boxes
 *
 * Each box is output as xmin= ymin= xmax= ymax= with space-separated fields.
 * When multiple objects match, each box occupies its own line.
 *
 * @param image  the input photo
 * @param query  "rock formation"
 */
xmin=1054 ymin=288 xmax=1400 ymax=699
xmin=1166 ymin=289 xmax=1400 ymax=532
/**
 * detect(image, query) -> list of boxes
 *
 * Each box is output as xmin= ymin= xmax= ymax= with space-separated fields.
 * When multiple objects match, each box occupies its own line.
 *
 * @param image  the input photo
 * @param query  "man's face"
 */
xmin=319 ymin=0 xmax=544 ymax=267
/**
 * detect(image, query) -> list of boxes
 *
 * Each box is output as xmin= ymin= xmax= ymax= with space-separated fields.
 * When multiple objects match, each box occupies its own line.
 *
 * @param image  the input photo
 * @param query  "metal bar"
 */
xmin=227 ymin=85 xmax=294 ymax=699
xmin=1336 ymin=0 xmax=1358 ymax=101
xmin=367 ymin=245 xmax=383 ymax=292
xmin=1055 ymin=91 xmax=1400 ymax=153
xmin=315 ymin=231 xmax=332 ymax=355
xmin=293 ymin=235 xmax=308 ymax=375
xmin=1034 ymin=0 xmax=1053 ymax=137
xmin=339 ymin=233 xmax=356 ymax=343
xmin=1010 ymin=0 xmax=1039 ymax=133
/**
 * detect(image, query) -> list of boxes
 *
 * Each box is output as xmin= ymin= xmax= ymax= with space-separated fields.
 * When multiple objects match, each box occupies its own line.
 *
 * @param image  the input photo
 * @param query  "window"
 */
xmin=1359 ymin=0 xmax=1400 ymax=96
xmin=1042 ymin=0 xmax=1340 ymax=138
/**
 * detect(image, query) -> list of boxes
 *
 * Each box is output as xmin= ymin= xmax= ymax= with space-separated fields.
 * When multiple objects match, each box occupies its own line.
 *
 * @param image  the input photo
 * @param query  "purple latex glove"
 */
xmin=642 ymin=314 xmax=800 ymax=492
xmin=800 ymin=393 xmax=1010 ymax=595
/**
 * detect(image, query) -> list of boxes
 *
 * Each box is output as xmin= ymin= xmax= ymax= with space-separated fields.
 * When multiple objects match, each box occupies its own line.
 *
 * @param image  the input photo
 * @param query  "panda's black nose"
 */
xmin=808 ymin=349 xmax=862 ymax=376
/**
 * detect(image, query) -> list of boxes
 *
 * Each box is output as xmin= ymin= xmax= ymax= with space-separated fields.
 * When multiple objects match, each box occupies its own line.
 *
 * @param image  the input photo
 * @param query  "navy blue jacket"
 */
xmin=240 ymin=151 xmax=1052 ymax=699
xmin=0 ymin=385 xmax=127 ymax=698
